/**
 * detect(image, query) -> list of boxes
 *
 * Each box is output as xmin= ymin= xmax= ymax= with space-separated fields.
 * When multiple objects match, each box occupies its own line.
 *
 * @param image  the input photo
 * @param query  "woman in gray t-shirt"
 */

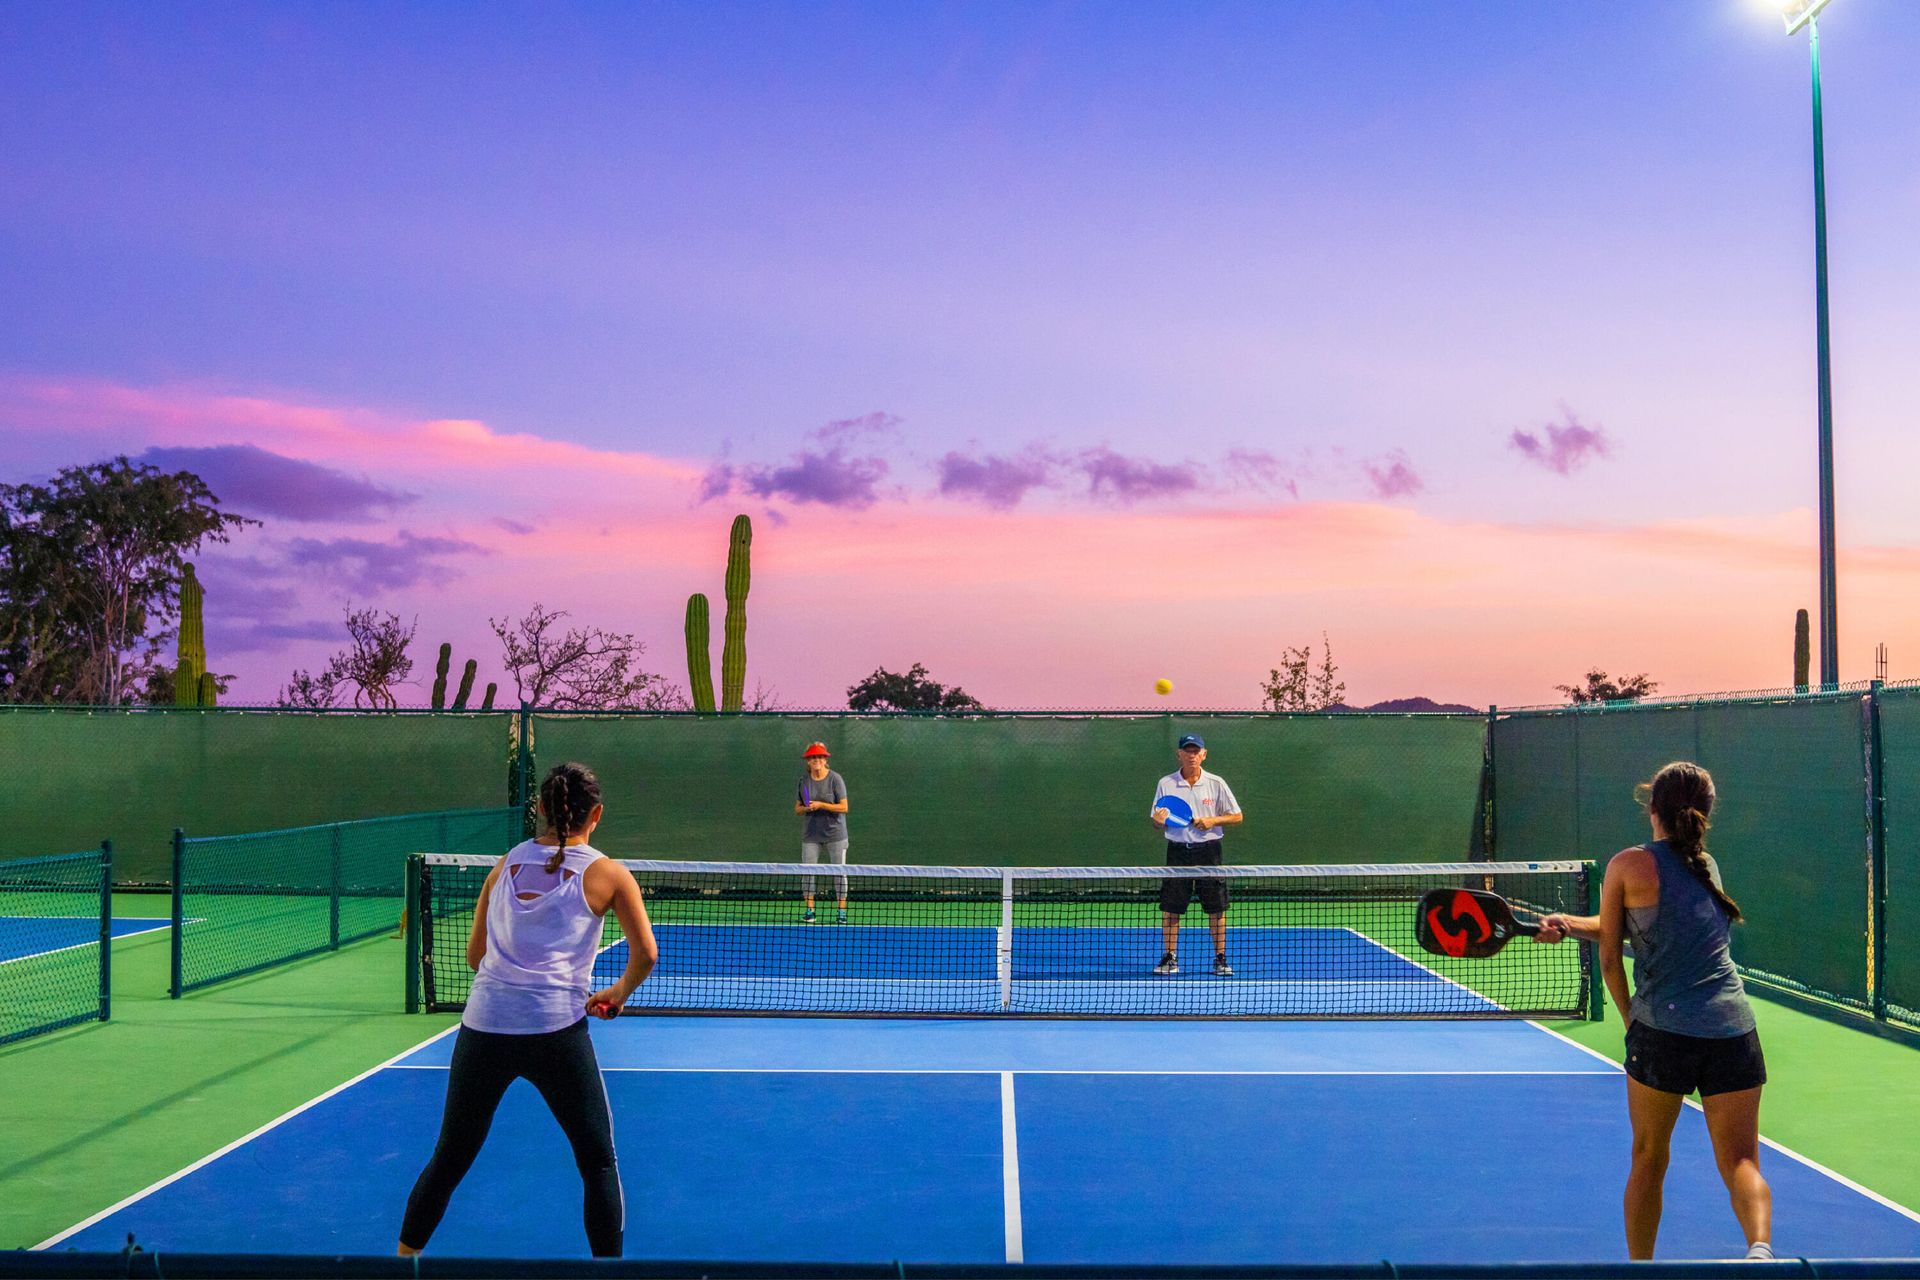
xmin=794 ymin=741 xmax=849 ymax=923
xmin=1541 ymin=762 xmax=1772 ymax=1262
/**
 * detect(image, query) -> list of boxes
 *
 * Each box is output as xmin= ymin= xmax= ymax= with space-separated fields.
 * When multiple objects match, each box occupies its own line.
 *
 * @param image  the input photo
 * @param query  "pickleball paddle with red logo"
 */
xmin=1414 ymin=887 xmax=1539 ymax=959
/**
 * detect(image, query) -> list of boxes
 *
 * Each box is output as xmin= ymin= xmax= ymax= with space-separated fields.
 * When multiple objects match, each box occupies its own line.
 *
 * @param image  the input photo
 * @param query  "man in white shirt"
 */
xmin=1149 ymin=733 xmax=1244 ymax=976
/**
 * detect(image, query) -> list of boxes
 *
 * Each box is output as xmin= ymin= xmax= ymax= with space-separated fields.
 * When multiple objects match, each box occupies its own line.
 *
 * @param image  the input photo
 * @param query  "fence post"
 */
xmin=517 ymin=704 xmax=534 ymax=837
xmin=329 ymin=823 xmax=343 ymax=951
xmin=169 ymin=828 xmax=185 ymax=999
xmin=1483 ymin=705 xmax=1498 ymax=859
xmin=1586 ymin=859 xmax=1604 ymax=1022
xmin=99 ymin=839 xmax=113 ymax=1023
xmin=404 ymin=853 xmax=422 ymax=1014
xmin=1868 ymin=680 xmax=1889 ymax=1022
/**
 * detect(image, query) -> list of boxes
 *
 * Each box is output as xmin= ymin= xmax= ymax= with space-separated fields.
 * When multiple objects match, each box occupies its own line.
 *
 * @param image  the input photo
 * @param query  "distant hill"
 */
xmin=1323 ymin=696 xmax=1479 ymax=714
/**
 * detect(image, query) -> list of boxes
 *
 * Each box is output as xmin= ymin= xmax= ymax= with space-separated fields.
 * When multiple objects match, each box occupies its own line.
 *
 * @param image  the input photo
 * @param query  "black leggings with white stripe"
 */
xmin=400 ymin=1018 xmax=623 ymax=1256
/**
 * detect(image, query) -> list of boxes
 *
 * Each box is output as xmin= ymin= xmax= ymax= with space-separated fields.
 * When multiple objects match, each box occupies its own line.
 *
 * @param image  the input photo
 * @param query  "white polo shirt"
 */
xmin=1152 ymin=769 xmax=1241 ymax=846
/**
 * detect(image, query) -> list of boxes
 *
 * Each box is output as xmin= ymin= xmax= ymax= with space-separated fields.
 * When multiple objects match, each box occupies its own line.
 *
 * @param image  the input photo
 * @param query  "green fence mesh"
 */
xmin=527 ymin=712 xmax=1489 ymax=866
xmin=1494 ymin=692 xmax=1872 ymax=1008
xmin=1880 ymin=685 xmax=1920 ymax=1026
xmin=0 ymin=708 xmax=515 ymax=885
xmin=171 ymin=807 xmax=520 ymax=996
xmin=0 ymin=847 xmax=110 ymax=1045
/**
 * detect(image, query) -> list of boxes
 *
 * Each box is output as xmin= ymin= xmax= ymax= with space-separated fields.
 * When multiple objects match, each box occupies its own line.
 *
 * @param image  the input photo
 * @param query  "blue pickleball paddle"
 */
xmin=1158 ymin=794 xmax=1194 ymax=829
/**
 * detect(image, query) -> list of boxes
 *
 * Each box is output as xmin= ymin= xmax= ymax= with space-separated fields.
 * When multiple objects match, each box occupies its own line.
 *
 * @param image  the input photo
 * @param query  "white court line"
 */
xmin=1000 ymin=1071 xmax=1023 ymax=1264
xmin=1523 ymin=1017 xmax=1920 ymax=1225
xmin=34 ymin=1022 xmax=463 ymax=1250
xmin=385 ymin=1064 xmax=1617 ymax=1075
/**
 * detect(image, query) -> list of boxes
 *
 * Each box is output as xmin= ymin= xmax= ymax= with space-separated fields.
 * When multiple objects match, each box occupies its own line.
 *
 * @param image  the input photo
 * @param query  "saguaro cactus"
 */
xmin=481 ymin=682 xmax=498 ymax=711
xmin=431 ymin=643 xmax=452 ymax=708
xmin=174 ymin=563 xmax=206 ymax=706
xmin=1794 ymin=609 xmax=1811 ymax=691
xmin=454 ymin=659 xmax=477 ymax=710
xmin=721 ymin=515 xmax=752 ymax=711
xmin=197 ymin=671 xmax=217 ymax=707
xmin=686 ymin=593 xmax=716 ymax=713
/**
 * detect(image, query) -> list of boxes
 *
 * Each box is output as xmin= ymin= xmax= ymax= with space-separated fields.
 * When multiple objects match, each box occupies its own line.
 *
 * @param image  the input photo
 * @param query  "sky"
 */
xmin=4 ymin=0 xmax=1918 ymax=710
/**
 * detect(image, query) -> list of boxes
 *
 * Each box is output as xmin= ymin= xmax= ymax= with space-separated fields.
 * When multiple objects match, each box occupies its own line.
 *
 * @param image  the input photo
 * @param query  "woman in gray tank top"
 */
xmin=1540 ymin=762 xmax=1773 ymax=1261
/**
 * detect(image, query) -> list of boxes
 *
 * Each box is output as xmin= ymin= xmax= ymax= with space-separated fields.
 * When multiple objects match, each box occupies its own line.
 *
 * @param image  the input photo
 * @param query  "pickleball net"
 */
xmin=1 ymin=847 xmax=111 ymax=1046
xmin=414 ymin=857 xmax=1594 ymax=1019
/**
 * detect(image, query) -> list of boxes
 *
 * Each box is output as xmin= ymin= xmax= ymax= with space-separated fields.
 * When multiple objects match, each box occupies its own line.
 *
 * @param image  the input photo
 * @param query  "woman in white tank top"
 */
xmin=398 ymin=762 xmax=657 ymax=1258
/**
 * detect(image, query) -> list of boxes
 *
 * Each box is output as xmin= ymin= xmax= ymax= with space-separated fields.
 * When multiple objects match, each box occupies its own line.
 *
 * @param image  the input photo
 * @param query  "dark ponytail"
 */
xmin=1638 ymin=761 xmax=1742 ymax=923
xmin=539 ymin=762 xmax=602 ymax=874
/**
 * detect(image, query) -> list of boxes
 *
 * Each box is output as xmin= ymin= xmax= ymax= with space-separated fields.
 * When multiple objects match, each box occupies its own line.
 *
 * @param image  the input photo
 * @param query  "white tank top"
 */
xmin=462 ymin=840 xmax=608 ymax=1034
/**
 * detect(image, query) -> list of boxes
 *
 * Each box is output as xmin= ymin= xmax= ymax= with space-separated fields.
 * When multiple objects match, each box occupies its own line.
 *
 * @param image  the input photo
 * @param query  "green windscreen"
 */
xmin=1880 ymin=686 xmax=1920 ymax=1026
xmin=0 ymin=709 xmax=513 ymax=885
xmin=529 ymin=712 xmax=1487 ymax=866
xmin=1494 ymin=694 xmax=1870 ymax=1007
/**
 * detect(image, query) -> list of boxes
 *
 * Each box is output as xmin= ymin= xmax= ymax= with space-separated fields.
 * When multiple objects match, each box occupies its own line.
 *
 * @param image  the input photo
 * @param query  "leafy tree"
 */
xmin=846 ymin=663 xmax=984 ymax=712
xmin=0 ymin=458 xmax=252 ymax=704
xmin=1555 ymin=668 xmax=1659 ymax=705
xmin=277 ymin=606 xmax=417 ymax=709
xmin=491 ymin=604 xmax=684 ymax=709
xmin=1260 ymin=634 xmax=1345 ymax=712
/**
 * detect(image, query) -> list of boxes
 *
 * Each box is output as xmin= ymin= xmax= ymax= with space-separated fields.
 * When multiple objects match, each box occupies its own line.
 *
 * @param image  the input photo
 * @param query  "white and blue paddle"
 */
xmin=1157 ymin=795 xmax=1195 ymax=830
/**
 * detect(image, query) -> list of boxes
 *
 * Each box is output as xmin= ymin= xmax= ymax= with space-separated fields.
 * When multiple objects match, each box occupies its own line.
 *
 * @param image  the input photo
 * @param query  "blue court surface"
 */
xmin=43 ymin=1017 xmax=1920 ymax=1263
xmin=0 ymin=916 xmax=171 ymax=964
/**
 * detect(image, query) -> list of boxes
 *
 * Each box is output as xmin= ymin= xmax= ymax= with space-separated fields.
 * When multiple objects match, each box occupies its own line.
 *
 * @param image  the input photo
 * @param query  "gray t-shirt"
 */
xmin=799 ymin=770 xmax=848 ymax=843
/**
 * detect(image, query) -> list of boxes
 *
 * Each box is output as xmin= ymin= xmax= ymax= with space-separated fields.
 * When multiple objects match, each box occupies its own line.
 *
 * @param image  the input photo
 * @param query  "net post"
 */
xmin=169 ymin=828 xmax=186 ymax=998
xmin=98 ymin=839 xmax=113 ymax=1023
xmin=1868 ymin=681 xmax=1889 ymax=1022
xmin=1584 ymin=859 xmax=1604 ymax=1021
xmin=329 ymin=823 xmax=343 ymax=951
xmin=998 ymin=871 xmax=1014 ymax=1010
xmin=404 ymin=853 xmax=422 ymax=1014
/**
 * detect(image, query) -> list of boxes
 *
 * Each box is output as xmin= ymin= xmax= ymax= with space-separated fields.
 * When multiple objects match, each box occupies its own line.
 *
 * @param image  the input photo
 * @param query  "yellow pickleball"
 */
xmin=1154 ymin=678 xmax=1173 ymax=696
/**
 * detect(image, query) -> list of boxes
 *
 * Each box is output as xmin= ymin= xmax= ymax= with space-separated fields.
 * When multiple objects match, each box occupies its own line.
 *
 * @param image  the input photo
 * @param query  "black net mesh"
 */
xmin=174 ymin=808 xmax=520 ymax=994
xmin=417 ymin=857 xmax=1592 ymax=1019
xmin=0 ymin=849 xmax=109 ymax=1045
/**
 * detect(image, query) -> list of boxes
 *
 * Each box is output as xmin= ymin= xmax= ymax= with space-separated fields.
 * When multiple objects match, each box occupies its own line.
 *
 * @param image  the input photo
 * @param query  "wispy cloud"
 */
xmin=283 ymin=530 xmax=490 ymax=592
xmin=813 ymin=411 xmax=902 ymax=446
xmin=1077 ymin=447 xmax=1201 ymax=504
xmin=489 ymin=516 xmax=538 ymax=536
xmin=134 ymin=443 xmax=416 ymax=522
xmin=1363 ymin=452 xmax=1424 ymax=499
xmin=936 ymin=448 xmax=1057 ymax=510
xmin=701 ymin=413 xmax=895 ymax=509
xmin=1510 ymin=410 xmax=1610 ymax=476
xmin=1225 ymin=448 xmax=1300 ymax=498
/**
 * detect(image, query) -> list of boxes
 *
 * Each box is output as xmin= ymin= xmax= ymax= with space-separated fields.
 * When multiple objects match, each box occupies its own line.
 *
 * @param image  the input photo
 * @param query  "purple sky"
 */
xmin=3 ymin=2 xmax=1917 ymax=708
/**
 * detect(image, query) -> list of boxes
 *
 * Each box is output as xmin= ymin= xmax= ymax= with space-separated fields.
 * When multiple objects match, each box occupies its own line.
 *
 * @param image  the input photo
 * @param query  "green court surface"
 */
xmin=2 ymin=908 xmax=1916 ymax=1253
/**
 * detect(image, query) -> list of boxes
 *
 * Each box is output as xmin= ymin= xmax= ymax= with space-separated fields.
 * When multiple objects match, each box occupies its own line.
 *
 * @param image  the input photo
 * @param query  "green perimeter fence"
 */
xmin=1492 ymin=680 xmax=1920 ymax=1033
xmin=0 ymin=844 xmax=111 ymax=1045
xmin=171 ymin=807 xmax=521 ymax=996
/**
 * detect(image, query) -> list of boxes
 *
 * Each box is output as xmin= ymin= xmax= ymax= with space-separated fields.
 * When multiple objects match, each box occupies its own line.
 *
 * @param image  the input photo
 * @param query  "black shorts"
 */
xmin=1159 ymin=842 xmax=1230 ymax=916
xmin=1625 ymin=1020 xmax=1767 ymax=1098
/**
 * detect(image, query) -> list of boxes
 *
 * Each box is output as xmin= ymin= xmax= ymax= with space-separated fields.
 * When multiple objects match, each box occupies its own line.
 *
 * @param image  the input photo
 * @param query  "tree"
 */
xmin=277 ymin=606 xmax=416 ymax=709
xmin=490 ymin=604 xmax=685 ymax=709
xmin=846 ymin=663 xmax=984 ymax=712
xmin=0 ymin=458 xmax=252 ymax=704
xmin=1260 ymin=634 xmax=1345 ymax=712
xmin=1555 ymin=668 xmax=1659 ymax=705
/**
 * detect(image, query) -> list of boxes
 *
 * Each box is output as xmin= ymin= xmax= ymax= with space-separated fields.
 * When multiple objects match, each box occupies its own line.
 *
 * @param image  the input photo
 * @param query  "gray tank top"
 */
xmin=1625 ymin=840 xmax=1754 ymax=1037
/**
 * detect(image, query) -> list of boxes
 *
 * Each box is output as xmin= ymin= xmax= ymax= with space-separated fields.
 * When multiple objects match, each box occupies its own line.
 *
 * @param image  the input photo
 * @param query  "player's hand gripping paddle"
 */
xmin=1156 ymin=795 xmax=1195 ymax=830
xmin=1415 ymin=887 xmax=1539 ymax=959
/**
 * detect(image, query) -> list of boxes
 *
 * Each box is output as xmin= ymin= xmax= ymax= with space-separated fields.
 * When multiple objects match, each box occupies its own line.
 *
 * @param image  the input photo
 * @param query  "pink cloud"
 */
xmin=1510 ymin=409 xmax=1610 ymax=476
xmin=1363 ymin=452 xmax=1424 ymax=500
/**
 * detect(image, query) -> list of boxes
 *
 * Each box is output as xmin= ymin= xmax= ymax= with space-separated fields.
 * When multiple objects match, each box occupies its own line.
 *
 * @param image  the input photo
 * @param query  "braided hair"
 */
xmin=1637 ymin=761 xmax=1742 ymax=923
xmin=540 ymin=762 xmax=603 ymax=874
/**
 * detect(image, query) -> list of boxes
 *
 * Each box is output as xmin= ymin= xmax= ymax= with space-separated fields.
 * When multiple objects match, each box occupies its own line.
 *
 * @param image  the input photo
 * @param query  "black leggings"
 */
xmin=400 ymin=1019 xmax=623 ymax=1256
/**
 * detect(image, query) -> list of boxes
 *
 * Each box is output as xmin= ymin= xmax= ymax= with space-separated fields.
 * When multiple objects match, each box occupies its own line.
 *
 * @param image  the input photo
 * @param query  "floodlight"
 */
xmin=1780 ymin=0 xmax=1834 ymax=35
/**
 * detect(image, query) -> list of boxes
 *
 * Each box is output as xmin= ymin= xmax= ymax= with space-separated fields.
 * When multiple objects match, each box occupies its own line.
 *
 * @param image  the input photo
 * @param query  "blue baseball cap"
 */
xmin=1177 ymin=734 xmax=1205 ymax=750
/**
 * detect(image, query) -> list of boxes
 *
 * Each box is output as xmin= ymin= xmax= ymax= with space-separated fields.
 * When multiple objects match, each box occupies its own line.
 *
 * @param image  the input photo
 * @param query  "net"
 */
xmin=415 ymin=857 xmax=1593 ymax=1019
xmin=173 ymin=808 xmax=520 ymax=996
xmin=1 ymin=848 xmax=110 ymax=1046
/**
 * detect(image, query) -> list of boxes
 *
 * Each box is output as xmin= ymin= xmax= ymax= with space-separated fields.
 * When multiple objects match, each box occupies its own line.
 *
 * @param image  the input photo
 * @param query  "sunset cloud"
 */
xmin=135 ymin=444 xmax=416 ymax=522
xmin=936 ymin=448 xmax=1057 ymax=509
xmin=1510 ymin=410 xmax=1610 ymax=476
xmin=1077 ymin=447 xmax=1202 ymax=504
xmin=1363 ymin=453 xmax=1424 ymax=500
xmin=282 ymin=530 xmax=491 ymax=592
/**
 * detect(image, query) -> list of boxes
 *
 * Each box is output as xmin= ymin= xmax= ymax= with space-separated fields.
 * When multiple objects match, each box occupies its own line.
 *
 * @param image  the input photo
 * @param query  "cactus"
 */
xmin=481 ymin=682 xmax=497 ymax=711
xmin=685 ymin=593 xmax=716 ymax=712
xmin=454 ymin=659 xmax=477 ymax=710
xmin=431 ymin=643 xmax=452 ymax=708
xmin=720 ymin=514 xmax=752 ymax=711
xmin=1794 ymin=609 xmax=1811 ymax=691
xmin=197 ymin=671 xmax=217 ymax=707
xmin=174 ymin=563 xmax=206 ymax=705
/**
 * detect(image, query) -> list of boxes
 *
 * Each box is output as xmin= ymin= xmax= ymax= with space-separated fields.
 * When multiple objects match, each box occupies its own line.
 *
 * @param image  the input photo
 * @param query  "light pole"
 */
xmin=1780 ymin=0 xmax=1839 ymax=687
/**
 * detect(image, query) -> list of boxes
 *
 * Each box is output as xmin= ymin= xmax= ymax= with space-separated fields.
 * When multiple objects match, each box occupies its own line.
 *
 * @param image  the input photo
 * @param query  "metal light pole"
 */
xmin=1782 ymin=0 xmax=1839 ymax=686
